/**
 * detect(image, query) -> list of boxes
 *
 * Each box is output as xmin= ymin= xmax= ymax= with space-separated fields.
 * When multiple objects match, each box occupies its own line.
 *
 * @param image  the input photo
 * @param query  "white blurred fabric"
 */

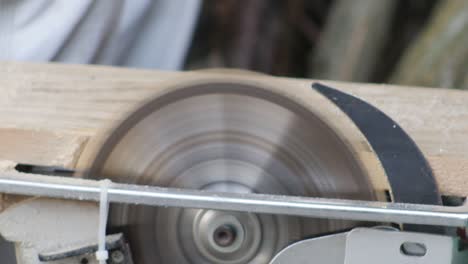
xmin=0 ymin=0 xmax=201 ymax=69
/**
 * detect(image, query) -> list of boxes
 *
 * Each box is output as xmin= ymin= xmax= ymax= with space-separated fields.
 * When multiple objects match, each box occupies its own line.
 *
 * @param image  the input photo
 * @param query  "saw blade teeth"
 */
xmin=80 ymin=81 xmax=379 ymax=264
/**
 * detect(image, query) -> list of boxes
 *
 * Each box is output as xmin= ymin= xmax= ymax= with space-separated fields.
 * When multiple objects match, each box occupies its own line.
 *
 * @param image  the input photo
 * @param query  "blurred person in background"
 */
xmin=0 ymin=0 xmax=201 ymax=70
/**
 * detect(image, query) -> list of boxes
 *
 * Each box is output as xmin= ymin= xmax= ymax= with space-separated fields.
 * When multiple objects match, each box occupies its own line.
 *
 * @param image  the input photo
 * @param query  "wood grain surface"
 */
xmin=0 ymin=62 xmax=467 ymax=196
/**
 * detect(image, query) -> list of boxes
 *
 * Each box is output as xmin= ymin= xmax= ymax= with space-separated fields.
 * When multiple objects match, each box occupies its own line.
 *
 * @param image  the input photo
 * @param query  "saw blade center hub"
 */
xmin=192 ymin=209 xmax=261 ymax=263
xmin=213 ymin=224 xmax=238 ymax=247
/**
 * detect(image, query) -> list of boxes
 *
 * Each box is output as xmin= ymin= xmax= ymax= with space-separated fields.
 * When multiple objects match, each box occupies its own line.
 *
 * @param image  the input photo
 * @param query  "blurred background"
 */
xmin=185 ymin=0 xmax=468 ymax=89
xmin=1 ymin=0 xmax=468 ymax=90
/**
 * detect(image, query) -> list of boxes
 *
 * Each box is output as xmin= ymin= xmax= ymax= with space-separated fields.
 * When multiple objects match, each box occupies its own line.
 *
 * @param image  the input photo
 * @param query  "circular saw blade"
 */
xmin=79 ymin=80 xmax=382 ymax=264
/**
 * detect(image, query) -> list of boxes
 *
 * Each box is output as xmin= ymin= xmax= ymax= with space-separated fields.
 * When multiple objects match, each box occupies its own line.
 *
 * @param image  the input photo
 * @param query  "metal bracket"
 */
xmin=270 ymin=228 xmax=468 ymax=264
xmin=39 ymin=233 xmax=133 ymax=264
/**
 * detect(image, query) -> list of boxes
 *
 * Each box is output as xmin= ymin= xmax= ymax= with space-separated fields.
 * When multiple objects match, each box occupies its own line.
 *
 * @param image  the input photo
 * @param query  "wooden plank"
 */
xmin=317 ymin=81 xmax=468 ymax=196
xmin=0 ymin=62 xmax=178 ymax=134
xmin=0 ymin=129 xmax=87 ymax=168
xmin=0 ymin=62 xmax=467 ymax=196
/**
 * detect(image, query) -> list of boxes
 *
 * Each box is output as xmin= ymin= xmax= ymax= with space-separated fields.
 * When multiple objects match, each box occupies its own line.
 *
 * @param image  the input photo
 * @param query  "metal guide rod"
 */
xmin=0 ymin=172 xmax=467 ymax=227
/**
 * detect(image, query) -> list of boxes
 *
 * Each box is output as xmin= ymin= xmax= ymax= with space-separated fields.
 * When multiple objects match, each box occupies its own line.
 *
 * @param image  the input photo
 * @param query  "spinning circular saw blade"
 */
xmin=79 ymin=79 xmax=382 ymax=264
